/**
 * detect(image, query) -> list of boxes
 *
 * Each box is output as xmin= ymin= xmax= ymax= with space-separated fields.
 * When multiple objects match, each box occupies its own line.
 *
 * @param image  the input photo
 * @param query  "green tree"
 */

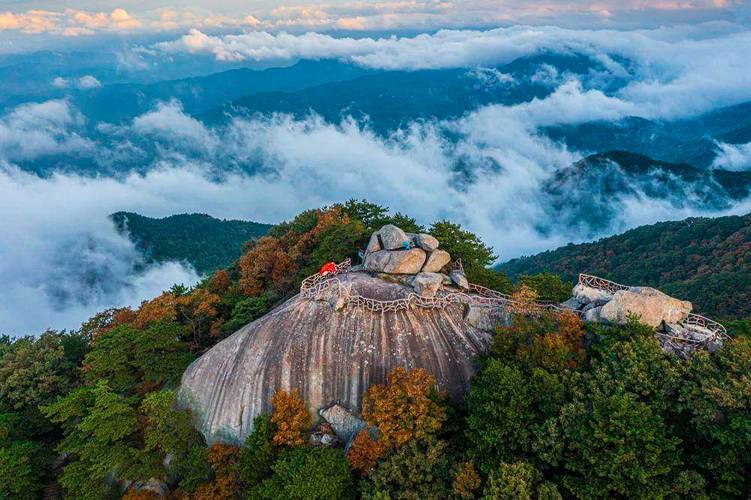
xmin=363 ymin=439 xmax=452 ymax=500
xmin=83 ymin=321 xmax=193 ymax=395
xmin=43 ymin=381 xmax=160 ymax=499
xmin=222 ymin=295 xmax=270 ymax=334
xmin=0 ymin=331 xmax=86 ymax=412
xmin=239 ymin=414 xmax=278 ymax=488
xmin=518 ymin=274 xmax=572 ymax=303
xmin=465 ymin=360 xmax=566 ymax=472
xmin=258 ymin=447 xmax=354 ymax=499
xmin=559 ymin=379 xmax=680 ymax=498
xmin=0 ymin=440 xmax=48 ymax=500
xmin=482 ymin=461 xmax=560 ymax=500
xmin=429 ymin=220 xmax=512 ymax=291
xmin=141 ymin=390 xmax=210 ymax=492
xmin=679 ymin=338 xmax=751 ymax=496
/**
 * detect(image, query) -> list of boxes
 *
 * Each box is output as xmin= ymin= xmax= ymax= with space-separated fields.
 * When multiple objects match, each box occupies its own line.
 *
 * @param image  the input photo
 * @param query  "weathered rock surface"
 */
xmin=365 ymin=232 xmax=382 ymax=255
xmin=450 ymin=269 xmax=470 ymax=290
xmin=422 ymin=249 xmax=451 ymax=273
xmin=365 ymin=248 xmax=427 ymax=274
xmin=378 ymin=224 xmax=409 ymax=250
xmin=599 ymin=287 xmax=692 ymax=327
xmin=411 ymin=272 xmax=443 ymax=298
xmin=465 ymin=304 xmax=513 ymax=332
xmin=416 ymin=233 xmax=439 ymax=252
xmin=572 ymin=283 xmax=612 ymax=306
xmin=179 ymin=272 xmax=491 ymax=444
xmin=319 ymin=404 xmax=367 ymax=444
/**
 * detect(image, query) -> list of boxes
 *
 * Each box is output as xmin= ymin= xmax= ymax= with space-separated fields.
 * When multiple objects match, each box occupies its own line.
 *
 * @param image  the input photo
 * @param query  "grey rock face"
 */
xmin=450 ymin=270 xmax=470 ymax=290
xmin=378 ymin=224 xmax=409 ymax=250
xmin=365 ymin=232 xmax=382 ymax=255
xmin=179 ymin=272 xmax=491 ymax=444
xmin=412 ymin=272 xmax=443 ymax=298
xmin=465 ymin=304 xmax=513 ymax=331
xmin=600 ymin=287 xmax=691 ymax=327
xmin=364 ymin=248 xmax=427 ymax=274
xmin=319 ymin=404 xmax=367 ymax=444
xmin=415 ymin=234 xmax=439 ymax=252
xmin=422 ymin=249 xmax=451 ymax=273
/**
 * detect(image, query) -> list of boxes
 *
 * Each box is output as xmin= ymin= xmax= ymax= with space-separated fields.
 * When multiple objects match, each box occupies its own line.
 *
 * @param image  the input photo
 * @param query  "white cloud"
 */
xmin=0 ymin=166 xmax=200 ymax=337
xmin=51 ymin=75 xmax=102 ymax=89
xmin=0 ymin=100 xmax=93 ymax=161
xmin=712 ymin=142 xmax=751 ymax=171
xmin=154 ymin=24 xmax=751 ymax=118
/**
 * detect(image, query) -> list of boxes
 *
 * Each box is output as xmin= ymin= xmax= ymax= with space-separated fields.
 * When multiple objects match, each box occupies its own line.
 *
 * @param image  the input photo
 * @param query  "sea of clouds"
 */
xmin=2 ymin=23 xmax=751 ymax=336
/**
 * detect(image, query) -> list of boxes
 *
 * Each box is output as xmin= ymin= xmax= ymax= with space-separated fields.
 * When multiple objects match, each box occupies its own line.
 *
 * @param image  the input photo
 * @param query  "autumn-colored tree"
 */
xmin=271 ymin=389 xmax=311 ymax=447
xmin=81 ymin=307 xmax=136 ymax=339
xmin=209 ymin=269 xmax=230 ymax=294
xmin=347 ymin=429 xmax=386 ymax=476
xmin=193 ymin=443 xmax=241 ymax=499
xmin=452 ymin=461 xmax=482 ymax=499
xmin=510 ymin=285 xmax=540 ymax=315
xmin=361 ymin=368 xmax=447 ymax=449
xmin=522 ymin=311 xmax=586 ymax=372
xmin=135 ymin=292 xmax=178 ymax=329
xmin=238 ymin=236 xmax=297 ymax=297
xmin=175 ymin=288 xmax=221 ymax=344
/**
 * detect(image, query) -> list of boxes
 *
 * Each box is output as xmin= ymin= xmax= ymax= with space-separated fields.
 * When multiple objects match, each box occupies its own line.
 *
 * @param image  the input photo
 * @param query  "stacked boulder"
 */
xmin=363 ymin=225 xmax=466 ymax=298
xmin=565 ymin=281 xmax=722 ymax=354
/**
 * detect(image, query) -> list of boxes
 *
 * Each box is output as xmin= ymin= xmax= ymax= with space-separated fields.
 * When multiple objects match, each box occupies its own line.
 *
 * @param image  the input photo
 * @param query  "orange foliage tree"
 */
xmin=347 ymin=429 xmax=387 ymax=476
xmin=135 ymin=292 xmax=178 ymax=329
xmin=361 ymin=367 xmax=447 ymax=449
xmin=270 ymin=389 xmax=312 ymax=447
xmin=193 ymin=443 xmax=241 ymax=499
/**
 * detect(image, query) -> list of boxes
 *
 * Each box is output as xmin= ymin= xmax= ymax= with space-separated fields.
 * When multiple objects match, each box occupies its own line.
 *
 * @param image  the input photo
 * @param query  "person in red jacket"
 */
xmin=319 ymin=262 xmax=337 ymax=275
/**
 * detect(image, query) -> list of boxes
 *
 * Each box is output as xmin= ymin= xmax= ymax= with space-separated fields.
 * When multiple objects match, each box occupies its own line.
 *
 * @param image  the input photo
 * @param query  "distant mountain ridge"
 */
xmin=111 ymin=212 xmax=272 ymax=274
xmin=538 ymin=150 xmax=751 ymax=237
xmin=499 ymin=212 xmax=751 ymax=318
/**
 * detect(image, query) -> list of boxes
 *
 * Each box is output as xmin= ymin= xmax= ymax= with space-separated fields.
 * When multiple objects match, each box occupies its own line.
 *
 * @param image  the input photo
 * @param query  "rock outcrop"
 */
xmin=364 ymin=248 xmax=427 ymax=274
xmin=179 ymin=272 xmax=492 ymax=444
xmin=567 ymin=275 xmax=727 ymax=356
xmin=364 ymin=225 xmax=451 ymax=278
xmin=599 ymin=287 xmax=692 ymax=327
xmin=571 ymin=282 xmax=692 ymax=327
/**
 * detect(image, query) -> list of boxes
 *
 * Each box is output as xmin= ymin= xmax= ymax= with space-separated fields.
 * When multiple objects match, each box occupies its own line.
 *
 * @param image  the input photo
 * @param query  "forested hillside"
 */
xmin=111 ymin=212 xmax=271 ymax=274
xmin=2 ymin=201 xmax=749 ymax=499
xmin=499 ymin=213 xmax=751 ymax=318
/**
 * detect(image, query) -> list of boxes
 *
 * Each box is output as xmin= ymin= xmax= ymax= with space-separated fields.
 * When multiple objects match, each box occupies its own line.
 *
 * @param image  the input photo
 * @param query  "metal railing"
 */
xmin=300 ymin=260 xmax=579 ymax=317
xmin=578 ymin=273 xmax=630 ymax=294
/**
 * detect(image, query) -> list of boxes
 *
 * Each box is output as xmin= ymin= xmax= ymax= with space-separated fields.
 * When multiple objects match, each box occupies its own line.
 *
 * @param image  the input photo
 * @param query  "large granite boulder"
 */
xmin=411 ymin=272 xmax=443 ymax=298
xmin=599 ymin=287 xmax=692 ymax=327
xmin=422 ymin=249 xmax=451 ymax=273
xmin=179 ymin=272 xmax=491 ymax=444
xmin=365 ymin=248 xmax=427 ymax=274
xmin=378 ymin=224 xmax=409 ymax=250
xmin=415 ymin=234 xmax=439 ymax=252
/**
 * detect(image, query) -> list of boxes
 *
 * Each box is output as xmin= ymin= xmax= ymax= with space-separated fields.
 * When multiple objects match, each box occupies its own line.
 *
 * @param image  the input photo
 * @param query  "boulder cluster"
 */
xmin=565 ymin=282 xmax=723 ymax=354
xmin=363 ymin=224 xmax=467 ymax=298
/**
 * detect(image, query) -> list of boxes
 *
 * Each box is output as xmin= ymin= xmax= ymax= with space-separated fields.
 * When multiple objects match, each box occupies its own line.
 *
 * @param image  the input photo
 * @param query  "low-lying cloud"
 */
xmin=3 ymin=87 xmax=750 ymax=335
xmin=154 ymin=24 xmax=751 ymax=119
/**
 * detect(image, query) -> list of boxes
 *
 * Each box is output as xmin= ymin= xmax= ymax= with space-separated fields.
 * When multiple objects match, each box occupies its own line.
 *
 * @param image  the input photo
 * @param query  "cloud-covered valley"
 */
xmin=2 ymin=23 xmax=751 ymax=336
